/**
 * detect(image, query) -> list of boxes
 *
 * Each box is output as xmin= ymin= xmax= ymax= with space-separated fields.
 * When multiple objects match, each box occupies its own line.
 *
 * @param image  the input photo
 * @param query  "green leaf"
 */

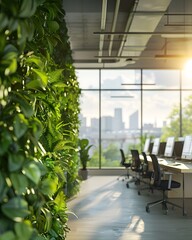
xmin=40 ymin=177 xmax=58 ymax=196
xmin=12 ymin=93 xmax=34 ymax=118
xmin=5 ymin=58 xmax=17 ymax=76
xmin=26 ymin=56 xmax=44 ymax=68
xmin=54 ymin=191 xmax=66 ymax=211
xmin=19 ymin=0 xmax=37 ymax=18
xmin=47 ymin=21 xmax=60 ymax=33
xmin=14 ymin=114 xmax=28 ymax=139
xmin=42 ymin=208 xmax=52 ymax=232
xmin=1 ymin=197 xmax=29 ymax=221
xmin=0 ymin=231 xmax=16 ymax=240
xmin=26 ymin=79 xmax=45 ymax=90
xmin=32 ymin=69 xmax=48 ymax=88
xmin=23 ymin=162 xmax=41 ymax=184
xmin=8 ymin=153 xmax=25 ymax=172
xmin=15 ymin=221 xmax=33 ymax=240
xmin=48 ymin=69 xmax=63 ymax=83
xmin=10 ymin=173 xmax=28 ymax=195
xmin=31 ymin=117 xmax=43 ymax=140
xmin=52 ymin=82 xmax=67 ymax=88
xmin=19 ymin=101 xmax=33 ymax=119
xmin=18 ymin=19 xmax=35 ymax=45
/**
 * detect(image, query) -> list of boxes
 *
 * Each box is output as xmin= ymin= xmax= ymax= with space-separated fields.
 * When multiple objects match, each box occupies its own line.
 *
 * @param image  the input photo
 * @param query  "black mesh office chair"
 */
xmin=117 ymin=149 xmax=131 ymax=181
xmin=126 ymin=149 xmax=142 ymax=188
xmin=146 ymin=154 xmax=182 ymax=214
xmin=138 ymin=151 xmax=153 ymax=195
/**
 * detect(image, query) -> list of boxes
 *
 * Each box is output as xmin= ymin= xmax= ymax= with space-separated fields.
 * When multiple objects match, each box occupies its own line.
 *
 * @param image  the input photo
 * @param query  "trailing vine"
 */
xmin=0 ymin=0 xmax=80 ymax=239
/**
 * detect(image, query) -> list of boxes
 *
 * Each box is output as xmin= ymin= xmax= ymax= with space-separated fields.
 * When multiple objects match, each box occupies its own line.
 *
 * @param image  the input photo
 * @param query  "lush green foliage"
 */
xmin=78 ymin=139 xmax=93 ymax=170
xmin=0 ymin=0 xmax=80 ymax=239
xmin=161 ymin=95 xmax=192 ymax=140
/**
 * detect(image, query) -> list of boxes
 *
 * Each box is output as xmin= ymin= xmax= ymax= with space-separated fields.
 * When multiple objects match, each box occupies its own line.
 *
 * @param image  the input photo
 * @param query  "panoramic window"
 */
xmin=77 ymin=68 xmax=188 ymax=169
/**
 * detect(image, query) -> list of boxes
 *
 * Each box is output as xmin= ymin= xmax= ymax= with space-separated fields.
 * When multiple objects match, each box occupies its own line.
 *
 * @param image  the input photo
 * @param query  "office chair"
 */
xmin=146 ymin=154 xmax=182 ymax=215
xmin=117 ymin=149 xmax=131 ymax=181
xmin=138 ymin=152 xmax=153 ymax=195
xmin=126 ymin=149 xmax=142 ymax=188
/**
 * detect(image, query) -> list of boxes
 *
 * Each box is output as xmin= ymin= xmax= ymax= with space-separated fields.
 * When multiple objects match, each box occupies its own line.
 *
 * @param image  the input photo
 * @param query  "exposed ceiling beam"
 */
xmin=98 ymin=0 xmax=108 ymax=63
xmin=108 ymin=0 xmax=120 ymax=56
xmin=117 ymin=0 xmax=138 ymax=57
xmin=94 ymin=31 xmax=192 ymax=35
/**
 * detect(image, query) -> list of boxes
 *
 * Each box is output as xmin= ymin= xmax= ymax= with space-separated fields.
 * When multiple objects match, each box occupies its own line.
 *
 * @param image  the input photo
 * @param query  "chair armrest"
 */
xmin=163 ymin=171 xmax=173 ymax=189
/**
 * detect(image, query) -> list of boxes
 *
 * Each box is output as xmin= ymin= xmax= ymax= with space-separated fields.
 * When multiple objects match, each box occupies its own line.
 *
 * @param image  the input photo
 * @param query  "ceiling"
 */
xmin=63 ymin=0 xmax=192 ymax=69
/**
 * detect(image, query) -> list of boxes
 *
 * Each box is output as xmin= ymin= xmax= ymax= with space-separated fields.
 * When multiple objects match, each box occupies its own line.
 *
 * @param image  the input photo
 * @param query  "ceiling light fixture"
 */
xmin=121 ymin=83 xmax=155 ymax=85
xmin=110 ymin=96 xmax=134 ymax=98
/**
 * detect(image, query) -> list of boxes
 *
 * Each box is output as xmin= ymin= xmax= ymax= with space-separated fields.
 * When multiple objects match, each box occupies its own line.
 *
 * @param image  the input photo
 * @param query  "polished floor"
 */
xmin=66 ymin=176 xmax=192 ymax=240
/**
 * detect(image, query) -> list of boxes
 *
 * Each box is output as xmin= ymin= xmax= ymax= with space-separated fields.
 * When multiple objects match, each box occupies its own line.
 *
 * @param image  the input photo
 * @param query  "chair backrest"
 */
xmin=120 ymin=149 xmax=126 ymax=166
xmin=150 ymin=154 xmax=161 ymax=186
xmin=130 ymin=149 xmax=141 ymax=170
xmin=141 ymin=151 xmax=149 ymax=173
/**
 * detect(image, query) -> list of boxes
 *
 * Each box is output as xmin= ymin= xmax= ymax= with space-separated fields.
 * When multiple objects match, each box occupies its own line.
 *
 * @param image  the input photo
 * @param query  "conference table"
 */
xmin=147 ymin=156 xmax=192 ymax=216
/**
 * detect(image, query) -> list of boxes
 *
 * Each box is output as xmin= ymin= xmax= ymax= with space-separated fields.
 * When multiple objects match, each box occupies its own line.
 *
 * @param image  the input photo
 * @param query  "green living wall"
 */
xmin=0 ymin=0 xmax=80 ymax=239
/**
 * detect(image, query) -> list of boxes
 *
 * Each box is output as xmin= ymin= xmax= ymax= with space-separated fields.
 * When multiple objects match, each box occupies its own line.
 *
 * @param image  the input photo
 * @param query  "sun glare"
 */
xmin=183 ymin=59 xmax=192 ymax=79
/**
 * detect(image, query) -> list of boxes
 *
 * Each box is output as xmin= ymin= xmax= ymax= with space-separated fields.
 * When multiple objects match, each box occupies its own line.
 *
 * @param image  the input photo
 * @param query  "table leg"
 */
xmin=182 ymin=173 xmax=185 ymax=216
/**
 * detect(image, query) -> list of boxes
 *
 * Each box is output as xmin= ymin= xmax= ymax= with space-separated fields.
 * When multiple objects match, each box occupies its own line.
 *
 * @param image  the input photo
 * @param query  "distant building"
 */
xmin=91 ymin=118 xmax=99 ymax=132
xmin=129 ymin=110 xmax=138 ymax=129
xmin=113 ymin=108 xmax=124 ymax=131
xmin=101 ymin=116 xmax=113 ymax=131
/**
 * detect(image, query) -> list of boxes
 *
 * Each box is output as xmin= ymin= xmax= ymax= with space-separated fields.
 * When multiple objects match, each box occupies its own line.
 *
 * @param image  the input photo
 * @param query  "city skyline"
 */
xmin=79 ymin=107 xmax=164 ymax=132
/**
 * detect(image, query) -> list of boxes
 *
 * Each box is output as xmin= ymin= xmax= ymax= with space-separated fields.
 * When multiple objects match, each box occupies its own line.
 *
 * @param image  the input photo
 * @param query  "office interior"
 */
xmin=65 ymin=0 xmax=192 ymax=239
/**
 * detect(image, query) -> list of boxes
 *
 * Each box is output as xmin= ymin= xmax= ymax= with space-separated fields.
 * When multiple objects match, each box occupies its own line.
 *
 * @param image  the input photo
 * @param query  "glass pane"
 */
xmin=182 ymin=91 xmax=192 ymax=136
xmin=79 ymin=91 xmax=99 ymax=168
xmin=143 ymin=70 xmax=180 ymax=89
xmin=143 ymin=91 xmax=180 ymax=141
xmin=76 ymin=69 xmax=99 ymax=89
xmin=101 ymin=90 xmax=141 ymax=168
xmin=101 ymin=69 xmax=141 ymax=90
xmin=181 ymin=70 xmax=192 ymax=89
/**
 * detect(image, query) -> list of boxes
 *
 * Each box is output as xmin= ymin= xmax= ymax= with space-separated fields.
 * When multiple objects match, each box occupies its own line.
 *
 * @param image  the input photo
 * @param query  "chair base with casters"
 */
xmin=126 ymin=173 xmax=141 ymax=188
xmin=146 ymin=187 xmax=183 ymax=215
xmin=117 ymin=162 xmax=131 ymax=181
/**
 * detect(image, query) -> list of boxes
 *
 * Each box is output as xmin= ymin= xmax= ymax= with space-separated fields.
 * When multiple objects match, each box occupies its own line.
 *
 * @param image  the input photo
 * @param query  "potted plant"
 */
xmin=78 ymin=138 xmax=93 ymax=180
